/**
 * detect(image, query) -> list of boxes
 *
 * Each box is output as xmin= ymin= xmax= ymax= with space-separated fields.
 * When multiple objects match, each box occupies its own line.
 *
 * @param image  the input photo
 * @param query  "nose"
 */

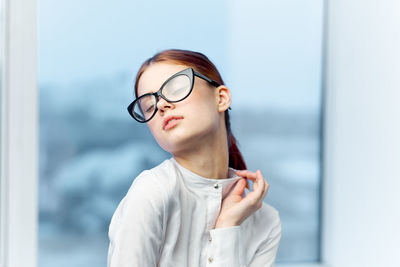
xmin=156 ymin=96 xmax=174 ymax=114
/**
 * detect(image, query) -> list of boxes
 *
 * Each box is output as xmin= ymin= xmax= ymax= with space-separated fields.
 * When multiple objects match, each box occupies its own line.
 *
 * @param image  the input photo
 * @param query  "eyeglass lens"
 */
xmin=133 ymin=74 xmax=191 ymax=122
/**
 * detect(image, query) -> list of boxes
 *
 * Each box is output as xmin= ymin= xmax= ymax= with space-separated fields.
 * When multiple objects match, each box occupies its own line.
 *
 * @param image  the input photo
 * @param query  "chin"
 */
xmin=154 ymin=130 xmax=199 ymax=154
xmin=151 ymin=116 xmax=218 ymax=153
xmin=155 ymin=134 xmax=192 ymax=154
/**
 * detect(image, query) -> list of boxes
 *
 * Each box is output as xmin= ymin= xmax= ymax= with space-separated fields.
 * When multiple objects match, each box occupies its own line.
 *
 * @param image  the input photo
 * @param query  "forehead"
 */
xmin=137 ymin=63 xmax=189 ymax=97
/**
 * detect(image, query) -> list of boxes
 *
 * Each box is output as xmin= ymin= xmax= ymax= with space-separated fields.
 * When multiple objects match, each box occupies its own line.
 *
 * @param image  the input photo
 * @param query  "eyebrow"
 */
xmin=136 ymin=79 xmax=163 ymax=98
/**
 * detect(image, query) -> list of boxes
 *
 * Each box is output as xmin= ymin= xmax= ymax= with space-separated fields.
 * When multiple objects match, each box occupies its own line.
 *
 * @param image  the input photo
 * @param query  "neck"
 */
xmin=173 ymin=126 xmax=230 ymax=179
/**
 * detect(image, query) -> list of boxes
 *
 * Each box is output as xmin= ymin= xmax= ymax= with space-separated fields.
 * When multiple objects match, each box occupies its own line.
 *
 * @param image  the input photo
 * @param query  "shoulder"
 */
xmin=126 ymin=158 xmax=176 ymax=198
xmin=129 ymin=158 xmax=176 ymax=187
xmin=258 ymin=202 xmax=281 ymax=227
xmin=122 ymin=158 xmax=178 ymax=209
xmin=252 ymin=201 xmax=281 ymax=231
xmin=255 ymin=202 xmax=282 ymax=246
xmin=240 ymin=200 xmax=281 ymax=258
xmin=144 ymin=157 xmax=180 ymax=195
xmin=108 ymin=160 xmax=177 ymax=240
xmin=242 ymin=193 xmax=281 ymax=240
xmin=110 ymin=159 xmax=177 ymax=229
xmin=243 ymin=188 xmax=281 ymax=228
xmin=256 ymin=203 xmax=282 ymax=252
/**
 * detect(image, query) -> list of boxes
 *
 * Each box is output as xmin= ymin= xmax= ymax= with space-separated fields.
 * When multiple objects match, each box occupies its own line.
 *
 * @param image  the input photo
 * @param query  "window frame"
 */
xmin=0 ymin=0 xmax=337 ymax=267
xmin=0 ymin=0 xmax=38 ymax=267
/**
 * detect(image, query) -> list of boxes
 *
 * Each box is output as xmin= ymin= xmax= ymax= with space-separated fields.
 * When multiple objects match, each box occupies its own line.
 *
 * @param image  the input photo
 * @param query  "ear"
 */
xmin=216 ymin=85 xmax=232 ymax=112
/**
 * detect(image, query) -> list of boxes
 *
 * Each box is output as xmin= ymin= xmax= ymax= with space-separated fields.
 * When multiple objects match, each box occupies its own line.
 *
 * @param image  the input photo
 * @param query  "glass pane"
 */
xmin=38 ymin=0 xmax=323 ymax=265
xmin=228 ymin=2 xmax=323 ymax=261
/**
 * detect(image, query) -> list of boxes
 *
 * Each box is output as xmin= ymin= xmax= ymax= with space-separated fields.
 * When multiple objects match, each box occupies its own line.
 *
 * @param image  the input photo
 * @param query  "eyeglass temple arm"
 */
xmin=193 ymin=71 xmax=232 ymax=110
xmin=194 ymin=71 xmax=221 ymax=87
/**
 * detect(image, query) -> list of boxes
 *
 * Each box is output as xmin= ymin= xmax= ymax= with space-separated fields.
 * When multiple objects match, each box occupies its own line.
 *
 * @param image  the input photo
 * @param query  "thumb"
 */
xmin=230 ymin=178 xmax=246 ymax=196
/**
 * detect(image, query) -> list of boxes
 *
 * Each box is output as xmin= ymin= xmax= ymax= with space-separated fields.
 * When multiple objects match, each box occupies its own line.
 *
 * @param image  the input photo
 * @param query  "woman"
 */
xmin=107 ymin=49 xmax=282 ymax=267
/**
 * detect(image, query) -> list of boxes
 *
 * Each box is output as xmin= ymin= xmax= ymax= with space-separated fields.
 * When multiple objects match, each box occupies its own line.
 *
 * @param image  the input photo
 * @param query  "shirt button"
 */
xmin=208 ymin=256 xmax=214 ymax=263
xmin=213 ymin=183 xmax=219 ymax=189
xmin=209 ymin=235 xmax=212 ymax=242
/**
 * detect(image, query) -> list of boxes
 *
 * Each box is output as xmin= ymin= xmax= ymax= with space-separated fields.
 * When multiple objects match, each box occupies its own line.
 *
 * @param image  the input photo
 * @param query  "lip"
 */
xmin=163 ymin=115 xmax=184 ymax=131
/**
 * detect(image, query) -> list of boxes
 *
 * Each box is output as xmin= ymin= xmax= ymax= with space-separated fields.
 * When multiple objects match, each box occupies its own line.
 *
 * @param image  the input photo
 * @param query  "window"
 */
xmin=37 ymin=0 xmax=324 ymax=266
xmin=4 ymin=1 xmax=399 ymax=267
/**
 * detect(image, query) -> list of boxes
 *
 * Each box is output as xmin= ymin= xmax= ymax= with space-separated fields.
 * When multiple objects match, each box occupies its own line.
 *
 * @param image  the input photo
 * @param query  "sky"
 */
xmin=38 ymin=0 xmax=323 ymax=111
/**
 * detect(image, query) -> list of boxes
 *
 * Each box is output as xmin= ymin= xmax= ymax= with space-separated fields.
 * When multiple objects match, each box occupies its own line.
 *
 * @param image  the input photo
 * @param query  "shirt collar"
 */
xmin=170 ymin=157 xmax=243 ymax=199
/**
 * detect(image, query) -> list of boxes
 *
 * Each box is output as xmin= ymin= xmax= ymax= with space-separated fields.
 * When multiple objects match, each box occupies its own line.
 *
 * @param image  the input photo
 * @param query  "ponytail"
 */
xmin=226 ymin=111 xmax=246 ymax=170
xmin=228 ymin=134 xmax=246 ymax=170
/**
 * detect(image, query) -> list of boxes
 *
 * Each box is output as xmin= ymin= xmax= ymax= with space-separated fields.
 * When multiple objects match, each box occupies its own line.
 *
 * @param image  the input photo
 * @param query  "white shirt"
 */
xmin=107 ymin=158 xmax=282 ymax=267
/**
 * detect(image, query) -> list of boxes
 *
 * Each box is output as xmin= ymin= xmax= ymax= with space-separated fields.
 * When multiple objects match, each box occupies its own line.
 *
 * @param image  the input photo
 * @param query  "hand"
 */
xmin=214 ymin=170 xmax=269 ymax=228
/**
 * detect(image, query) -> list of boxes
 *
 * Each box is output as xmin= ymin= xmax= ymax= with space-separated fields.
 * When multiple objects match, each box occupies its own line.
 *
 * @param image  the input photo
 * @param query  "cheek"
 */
xmin=185 ymin=87 xmax=218 ymax=115
xmin=181 ymin=103 xmax=220 ymax=137
xmin=147 ymin=119 xmax=173 ymax=150
xmin=189 ymin=97 xmax=219 ymax=122
xmin=147 ymin=120 xmax=161 ymax=140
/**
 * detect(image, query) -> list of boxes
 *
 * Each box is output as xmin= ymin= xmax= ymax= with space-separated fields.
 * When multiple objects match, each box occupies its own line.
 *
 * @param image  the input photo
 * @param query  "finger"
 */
xmin=259 ymin=171 xmax=269 ymax=199
xmin=236 ymin=170 xmax=257 ymax=180
xmin=236 ymin=170 xmax=256 ymax=177
xmin=254 ymin=170 xmax=265 ymax=193
xmin=262 ymin=181 xmax=269 ymax=199
xmin=243 ymin=187 xmax=264 ymax=207
xmin=249 ymin=171 xmax=265 ymax=199
xmin=230 ymin=178 xmax=246 ymax=195
xmin=237 ymin=170 xmax=261 ymax=193
xmin=236 ymin=170 xmax=266 ymax=197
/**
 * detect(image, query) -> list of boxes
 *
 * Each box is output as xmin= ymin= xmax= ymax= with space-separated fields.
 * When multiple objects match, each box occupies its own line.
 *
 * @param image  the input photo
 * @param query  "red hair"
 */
xmin=134 ymin=49 xmax=247 ymax=172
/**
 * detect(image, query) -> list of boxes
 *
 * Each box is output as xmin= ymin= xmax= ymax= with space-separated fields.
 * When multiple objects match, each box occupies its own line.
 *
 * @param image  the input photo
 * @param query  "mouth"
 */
xmin=163 ymin=116 xmax=184 ymax=131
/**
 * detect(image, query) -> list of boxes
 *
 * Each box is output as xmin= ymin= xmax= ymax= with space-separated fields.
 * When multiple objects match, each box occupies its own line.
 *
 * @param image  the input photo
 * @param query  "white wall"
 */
xmin=323 ymin=0 xmax=400 ymax=266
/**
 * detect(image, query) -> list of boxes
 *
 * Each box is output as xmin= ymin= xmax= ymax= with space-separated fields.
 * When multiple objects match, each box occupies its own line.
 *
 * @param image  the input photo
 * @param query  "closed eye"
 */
xmin=145 ymin=105 xmax=155 ymax=114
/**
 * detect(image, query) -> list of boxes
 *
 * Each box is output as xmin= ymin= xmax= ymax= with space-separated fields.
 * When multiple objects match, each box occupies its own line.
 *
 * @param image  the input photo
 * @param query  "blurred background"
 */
xmin=37 ymin=0 xmax=323 ymax=266
xmin=2 ymin=0 xmax=400 ymax=267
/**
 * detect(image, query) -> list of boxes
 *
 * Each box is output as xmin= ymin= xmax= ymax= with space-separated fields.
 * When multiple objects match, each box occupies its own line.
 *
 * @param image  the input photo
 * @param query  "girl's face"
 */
xmin=137 ymin=62 xmax=228 ymax=155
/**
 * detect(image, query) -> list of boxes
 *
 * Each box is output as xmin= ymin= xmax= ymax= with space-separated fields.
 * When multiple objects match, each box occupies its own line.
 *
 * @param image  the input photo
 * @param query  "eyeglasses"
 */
xmin=127 ymin=68 xmax=222 ymax=123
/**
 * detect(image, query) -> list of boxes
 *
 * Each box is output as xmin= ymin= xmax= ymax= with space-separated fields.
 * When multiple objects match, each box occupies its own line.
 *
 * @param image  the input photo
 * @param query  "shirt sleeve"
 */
xmin=208 ymin=226 xmax=243 ymax=266
xmin=208 ymin=216 xmax=282 ymax=267
xmin=107 ymin=171 xmax=166 ymax=267
xmin=247 ymin=221 xmax=282 ymax=267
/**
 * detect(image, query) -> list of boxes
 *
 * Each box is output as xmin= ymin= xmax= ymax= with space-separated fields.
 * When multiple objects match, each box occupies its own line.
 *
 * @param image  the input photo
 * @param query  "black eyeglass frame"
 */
xmin=127 ymin=67 xmax=225 ymax=123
